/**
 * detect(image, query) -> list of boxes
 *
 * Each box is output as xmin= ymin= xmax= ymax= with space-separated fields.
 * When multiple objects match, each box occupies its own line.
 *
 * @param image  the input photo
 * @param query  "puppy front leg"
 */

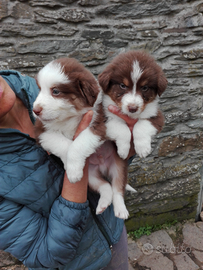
xmin=106 ymin=120 xmax=131 ymax=160
xmin=133 ymin=119 xmax=157 ymax=158
xmin=66 ymin=127 xmax=104 ymax=183
xmin=39 ymin=131 xmax=72 ymax=167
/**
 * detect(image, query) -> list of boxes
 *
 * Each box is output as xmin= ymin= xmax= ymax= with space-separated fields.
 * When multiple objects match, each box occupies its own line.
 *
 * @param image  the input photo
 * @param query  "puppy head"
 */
xmin=98 ymin=50 xmax=167 ymax=118
xmin=33 ymin=58 xmax=100 ymax=123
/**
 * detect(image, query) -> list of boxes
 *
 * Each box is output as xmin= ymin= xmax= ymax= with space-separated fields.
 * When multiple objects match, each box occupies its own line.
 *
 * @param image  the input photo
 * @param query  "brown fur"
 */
xmin=56 ymin=58 xmax=99 ymax=107
xmin=93 ymin=51 xmax=167 ymax=217
xmin=98 ymin=50 xmax=167 ymax=110
xmin=90 ymin=102 xmax=107 ymax=140
xmin=98 ymin=50 xmax=167 ymax=132
xmin=113 ymin=151 xmax=128 ymax=196
xmin=149 ymin=109 xmax=165 ymax=133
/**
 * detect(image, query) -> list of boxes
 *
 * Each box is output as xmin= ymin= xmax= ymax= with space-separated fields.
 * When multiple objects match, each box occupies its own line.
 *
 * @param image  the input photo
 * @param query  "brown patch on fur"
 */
xmin=55 ymin=58 xmax=100 ymax=108
xmin=98 ymin=50 xmax=167 ymax=105
xmin=104 ymin=83 xmax=128 ymax=111
xmin=90 ymin=102 xmax=107 ymax=140
xmin=123 ymin=78 xmax=130 ymax=87
xmin=113 ymin=150 xmax=128 ymax=195
xmin=149 ymin=109 xmax=165 ymax=133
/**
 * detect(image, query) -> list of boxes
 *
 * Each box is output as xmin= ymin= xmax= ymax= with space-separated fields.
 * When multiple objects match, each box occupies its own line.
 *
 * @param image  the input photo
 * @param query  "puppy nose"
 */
xmin=33 ymin=106 xmax=42 ymax=116
xmin=128 ymin=105 xmax=138 ymax=113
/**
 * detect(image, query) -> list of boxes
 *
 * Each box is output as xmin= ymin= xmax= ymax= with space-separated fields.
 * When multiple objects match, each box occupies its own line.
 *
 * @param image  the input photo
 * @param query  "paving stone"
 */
xmin=192 ymin=250 xmax=203 ymax=264
xmin=138 ymin=252 xmax=174 ymax=270
xmin=183 ymin=223 xmax=203 ymax=251
xmin=173 ymin=253 xmax=199 ymax=270
xmin=196 ymin=221 xmax=203 ymax=232
xmin=128 ymin=238 xmax=143 ymax=262
xmin=128 ymin=261 xmax=135 ymax=270
xmin=137 ymin=229 xmax=174 ymax=254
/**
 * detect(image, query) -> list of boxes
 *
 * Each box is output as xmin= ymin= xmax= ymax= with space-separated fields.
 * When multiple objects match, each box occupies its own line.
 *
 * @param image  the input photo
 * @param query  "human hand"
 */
xmin=108 ymin=104 xmax=138 ymax=159
xmin=108 ymin=105 xmax=138 ymax=132
xmin=73 ymin=110 xmax=93 ymax=139
xmin=61 ymin=110 xmax=93 ymax=203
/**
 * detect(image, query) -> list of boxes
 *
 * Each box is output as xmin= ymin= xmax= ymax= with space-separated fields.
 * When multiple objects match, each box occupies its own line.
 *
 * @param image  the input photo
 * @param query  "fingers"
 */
xmin=73 ymin=110 xmax=93 ymax=140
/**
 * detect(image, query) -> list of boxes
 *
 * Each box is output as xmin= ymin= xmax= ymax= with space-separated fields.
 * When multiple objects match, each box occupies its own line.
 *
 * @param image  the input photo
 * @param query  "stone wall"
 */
xmin=0 ymin=0 xmax=203 ymax=230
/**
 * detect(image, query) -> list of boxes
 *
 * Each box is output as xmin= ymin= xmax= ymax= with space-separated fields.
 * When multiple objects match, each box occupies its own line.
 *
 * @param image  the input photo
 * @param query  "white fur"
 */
xmin=131 ymin=61 xmax=143 ymax=87
xmin=66 ymin=127 xmax=104 ymax=183
xmin=139 ymin=96 xmax=159 ymax=119
xmin=126 ymin=184 xmax=137 ymax=193
xmin=33 ymin=61 xmax=89 ymax=172
xmin=35 ymin=60 xmax=130 ymax=220
xmin=103 ymin=94 xmax=132 ymax=159
xmin=108 ymin=157 xmax=129 ymax=219
xmin=113 ymin=192 xmax=129 ymax=219
xmin=39 ymin=130 xmax=72 ymax=167
xmin=36 ymin=57 xmax=159 ymax=221
xmin=121 ymin=93 xmax=144 ymax=119
xmin=66 ymin=58 xmax=161 ymax=219
xmin=133 ymin=119 xmax=157 ymax=158
xmin=88 ymin=164 xmax=113 ymax=215
xmin=33 ymin=61 xmax=86 ymax=128
xmin=102 ymin=88 xmax=160 ymax=160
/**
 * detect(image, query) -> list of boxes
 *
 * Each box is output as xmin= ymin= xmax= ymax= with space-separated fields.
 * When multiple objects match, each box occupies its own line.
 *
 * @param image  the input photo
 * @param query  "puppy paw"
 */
xmin=114 ymin=205 xmax=129 ymax=220
xmin=96 ymin=184 xmax=113 ymax=215
xmin=96 ymin=199 xmax=111 ymax=215
xmin=134 ymin=141 xmax=151 ymax=158
xmin=66 ymin=161 xmax=84 ymax=183
xmin=113 ymin=193 xmax=129 ymax=220
xmin=117 ymin=142 xmax=130 ymax=159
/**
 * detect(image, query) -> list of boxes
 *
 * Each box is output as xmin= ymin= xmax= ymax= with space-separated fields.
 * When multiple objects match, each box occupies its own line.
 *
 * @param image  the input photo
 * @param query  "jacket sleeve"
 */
xmin=0 ymin=195 xmax=90 ymax=268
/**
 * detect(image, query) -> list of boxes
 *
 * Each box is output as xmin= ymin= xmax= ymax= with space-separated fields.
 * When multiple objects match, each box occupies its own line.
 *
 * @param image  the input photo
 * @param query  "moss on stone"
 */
xmin=125 ymin=206 xmax=197 ymax=232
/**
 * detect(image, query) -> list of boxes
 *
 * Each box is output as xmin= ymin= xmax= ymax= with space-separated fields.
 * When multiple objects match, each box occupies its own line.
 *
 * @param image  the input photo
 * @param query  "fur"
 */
xmin=66 ymin=51 xmax=167 ymax=219
xmin=33 ymin=57 xmax=130 ymax=219
xmin=33 ymin=57 xmax=100 ymax=173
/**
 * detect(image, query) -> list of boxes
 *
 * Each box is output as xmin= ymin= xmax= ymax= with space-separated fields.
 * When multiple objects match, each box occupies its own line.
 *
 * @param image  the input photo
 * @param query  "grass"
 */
xmin=128 ymin=220 xmax=178 ymax=239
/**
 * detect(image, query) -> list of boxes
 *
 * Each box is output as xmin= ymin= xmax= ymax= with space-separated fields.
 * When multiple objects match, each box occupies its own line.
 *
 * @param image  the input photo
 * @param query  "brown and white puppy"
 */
xmin=66 ymin=51 xmax=167 ymax=219
xmin=33 ymin=58 xmax=100 ymax=170
xmin=98 ymin=50 xmax=167 ymax=160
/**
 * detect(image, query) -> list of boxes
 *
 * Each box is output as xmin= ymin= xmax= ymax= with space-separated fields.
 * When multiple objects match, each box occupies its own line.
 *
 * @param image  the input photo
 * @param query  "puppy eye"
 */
xmin=52 ymin=88 xmax=60 ymax=96
xmin=141 ymin=85 xmax=149 ymax=92
xmin=119 ymin=83 xmax=127 ymax=90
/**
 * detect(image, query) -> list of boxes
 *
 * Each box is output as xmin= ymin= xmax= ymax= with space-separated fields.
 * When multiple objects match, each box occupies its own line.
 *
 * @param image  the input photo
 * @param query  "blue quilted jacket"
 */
xmin=0 ymin=70 xmax=124 ymax=270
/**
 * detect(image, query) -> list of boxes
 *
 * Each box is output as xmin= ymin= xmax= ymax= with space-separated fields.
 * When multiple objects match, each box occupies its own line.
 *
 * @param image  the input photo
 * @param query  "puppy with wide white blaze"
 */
xmin=66 ymin=50 xmax=167 ymax=219
xmin=33 ymin=57 xmax=100 ymax=186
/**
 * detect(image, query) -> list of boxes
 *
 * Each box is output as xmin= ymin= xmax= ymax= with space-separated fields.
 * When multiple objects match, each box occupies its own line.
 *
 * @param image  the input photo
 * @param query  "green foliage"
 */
xmin=128 ymin=220 xmax=178 ymax=239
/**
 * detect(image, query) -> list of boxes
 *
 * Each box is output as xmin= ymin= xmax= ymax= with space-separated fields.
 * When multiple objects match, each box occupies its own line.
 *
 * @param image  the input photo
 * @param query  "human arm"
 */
xmin=0 ymin=71 xmax=93 ymax=268
xmin=61 ymin=110 xmax=93 ymax=203
xmin=0 ymin=111 xmax=92 ymax=268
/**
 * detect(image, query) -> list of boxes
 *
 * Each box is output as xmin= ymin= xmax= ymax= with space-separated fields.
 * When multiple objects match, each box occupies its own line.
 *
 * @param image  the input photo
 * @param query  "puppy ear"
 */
xmin=78 ymin=78 xmax=100 ymax=107
xmin=98 ymin=71 xmax=111 ymax=93
xmin=157 ymin=75 xmax=168 ymax=96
